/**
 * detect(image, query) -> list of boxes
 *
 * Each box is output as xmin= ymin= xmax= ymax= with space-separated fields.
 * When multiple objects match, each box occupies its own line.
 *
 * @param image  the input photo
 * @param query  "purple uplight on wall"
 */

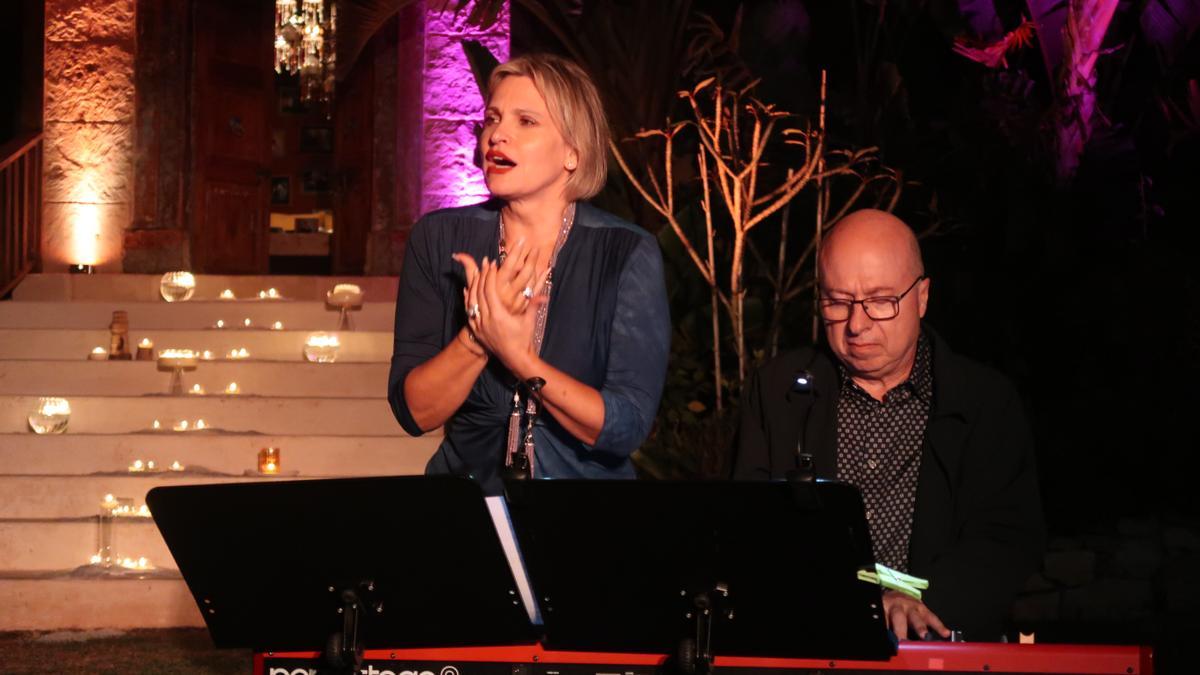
xmin=421 ymin=2 xmax=511 ymax=213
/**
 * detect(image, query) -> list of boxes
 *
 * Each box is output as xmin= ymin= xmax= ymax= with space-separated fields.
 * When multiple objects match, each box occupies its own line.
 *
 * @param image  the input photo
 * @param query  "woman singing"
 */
xmin=387 ymin=54 xmax=671 ymax=495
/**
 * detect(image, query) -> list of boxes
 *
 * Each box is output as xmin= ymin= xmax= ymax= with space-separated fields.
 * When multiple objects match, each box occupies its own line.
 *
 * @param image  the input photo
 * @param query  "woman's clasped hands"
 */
xmin=452 ymin=238 xmax=548 ymax=369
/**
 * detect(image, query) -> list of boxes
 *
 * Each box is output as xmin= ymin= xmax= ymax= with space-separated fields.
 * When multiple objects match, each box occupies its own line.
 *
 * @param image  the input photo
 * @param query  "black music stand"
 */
xmin=503 ymin=479 xmax=894 ymax=668
xmin=147 ymin=476 xmax=538 ymax=663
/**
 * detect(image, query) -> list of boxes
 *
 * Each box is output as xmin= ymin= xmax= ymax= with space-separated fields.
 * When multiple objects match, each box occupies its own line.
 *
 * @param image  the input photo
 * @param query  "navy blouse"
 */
xmin=388 ymin=201 xmax=671 ymax=495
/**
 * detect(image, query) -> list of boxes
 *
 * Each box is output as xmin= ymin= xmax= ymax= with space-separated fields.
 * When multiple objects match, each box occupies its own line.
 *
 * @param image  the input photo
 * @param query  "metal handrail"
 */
xmin=0 ymin=130 xmax=44 ymax=298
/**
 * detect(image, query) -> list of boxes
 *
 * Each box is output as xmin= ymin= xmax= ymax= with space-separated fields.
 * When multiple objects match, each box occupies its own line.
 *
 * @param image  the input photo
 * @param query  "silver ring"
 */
xmin=522 ymin=286 xmax=534 ymax=299
xmin=467 ymin=303 xmax=480 ymax=319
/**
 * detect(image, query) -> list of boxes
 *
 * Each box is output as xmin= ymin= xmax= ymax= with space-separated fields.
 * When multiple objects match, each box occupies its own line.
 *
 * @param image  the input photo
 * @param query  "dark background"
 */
xmin=3 ymin=0 xmax=1198 ymax=671
xmin=512 ymin=1 xmax=1200 ymax=671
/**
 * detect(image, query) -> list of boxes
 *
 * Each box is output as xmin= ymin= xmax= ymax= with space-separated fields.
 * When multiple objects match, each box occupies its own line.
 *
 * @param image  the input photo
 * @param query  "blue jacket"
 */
xmin=388 ymin=201 xmax=671 ymax=495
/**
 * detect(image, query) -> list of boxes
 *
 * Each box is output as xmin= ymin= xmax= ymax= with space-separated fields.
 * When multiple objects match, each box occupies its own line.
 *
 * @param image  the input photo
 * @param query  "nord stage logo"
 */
xmin=268 ymin=665 xmax=461 ymax=675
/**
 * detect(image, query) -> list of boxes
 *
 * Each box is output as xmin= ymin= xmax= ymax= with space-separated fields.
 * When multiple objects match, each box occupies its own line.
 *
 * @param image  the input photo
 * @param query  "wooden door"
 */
xmin=332 ymin=43 xmax=374 ymax=275
xmin=190 ymin=0 xmax=273 ymax=273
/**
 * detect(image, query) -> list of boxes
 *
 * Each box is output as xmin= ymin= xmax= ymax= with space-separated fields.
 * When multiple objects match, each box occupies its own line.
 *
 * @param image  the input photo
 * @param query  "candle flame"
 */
xmin=37 ymin=398 xmax=71 ymax=416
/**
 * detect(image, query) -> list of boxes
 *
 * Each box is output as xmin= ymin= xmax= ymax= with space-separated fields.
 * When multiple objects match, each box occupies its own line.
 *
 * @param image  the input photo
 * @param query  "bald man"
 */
xmin=734 ymin=210 xmax=1044 ymax=642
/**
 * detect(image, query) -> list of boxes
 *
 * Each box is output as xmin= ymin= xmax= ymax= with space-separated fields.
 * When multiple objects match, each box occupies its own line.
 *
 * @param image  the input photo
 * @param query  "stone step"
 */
xmin=0 ymin=300 xmax=395 ymax=331
xmin=13 ymin=272 xmax=398 ymax=303
xmin=0 ymin=328 xmax=392 ymax=361
xmin=0 ymin=577 xmax=203 ymax=630
xmin=3 ymin=395 xmax=405 ymax=435
xmin=0 ymin=474 xmax=318 ymax=519
xmin=0 ymin=433 xmax=438 ymax=475
xmin=0 ymin=360 xmax=390 ymax=397
xmin=0 ymin=518 xmax=173 ymax=571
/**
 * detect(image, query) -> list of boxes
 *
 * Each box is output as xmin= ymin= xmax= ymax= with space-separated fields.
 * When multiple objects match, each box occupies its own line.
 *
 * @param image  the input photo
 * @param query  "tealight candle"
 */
xmin=227 ymin=348 xmax=249 ymax=359
xmin=89 ymin=346 xmax=108 ymax=361
xmin=303 ymin=333 xmax=341 ymax=363
xmin=243 ymin=318 xmax=252 ymax=328
xmin=170 ymin=461 xmax=184 ymax=472
xmin=258 ymin=447 xmax=281 ymax=475
xmin=129 ymin=459 xmax=145 ymax=472
xmin=215 ymin=319 xmax=225 ymax=329
xmin=146 ymin=460 xmax=156 ymax=470
xmin=136 ymin=338 xmax=154 ymax=360
xmin=152 ymin=419 xmax=161 ymax=430
xmin=220 ymin=289 xmax=235 ymax=300
xmin=328 ymin=283 xmax=363 ymax=304
xmin=195 ymin=419 xmax=206 ymax=430
xmin=101 ymin=494 xmax=118 ymax=510
xmin=174 ymin=420 xmax=189 ymax=431
xmin=201 ymin=350 xmax=214 ymax=360
xmin=272 ymin=321 xmax=284 ymax=330
xmin=225 ymin=382 xmax=240 ymax=394
xmin=190 ymin=384 xmax=205 ymax=395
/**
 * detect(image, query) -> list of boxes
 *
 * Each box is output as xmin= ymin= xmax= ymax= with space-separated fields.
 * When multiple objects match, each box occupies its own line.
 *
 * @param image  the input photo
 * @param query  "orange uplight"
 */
xmin=71 ymin=202 xmax=102 ymax=266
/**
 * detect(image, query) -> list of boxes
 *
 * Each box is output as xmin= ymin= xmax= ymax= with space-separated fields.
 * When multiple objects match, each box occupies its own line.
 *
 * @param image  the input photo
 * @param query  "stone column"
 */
xmin=365 ymin=0 xmax=510 ymax=275
xmin=42 ymin=0 xmax=137 ymax=272
xmin=420 ymin=2 xmax=510 ymax=213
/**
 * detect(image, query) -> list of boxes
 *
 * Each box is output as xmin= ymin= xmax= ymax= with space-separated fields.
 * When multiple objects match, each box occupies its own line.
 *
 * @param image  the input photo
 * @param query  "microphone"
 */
xmin=786 ymin=370 xmax=816 ymax=482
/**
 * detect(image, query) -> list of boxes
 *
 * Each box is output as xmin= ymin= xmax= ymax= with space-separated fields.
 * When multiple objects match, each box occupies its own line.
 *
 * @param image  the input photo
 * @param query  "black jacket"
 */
xmin=732 ymin=328 xmax=1045 ymax=640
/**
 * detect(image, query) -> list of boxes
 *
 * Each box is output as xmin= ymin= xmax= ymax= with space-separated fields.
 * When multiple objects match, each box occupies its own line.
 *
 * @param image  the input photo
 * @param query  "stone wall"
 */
xmin=420 ymin=2 xmax=509 ymax=213
xmin=43 ymin=0 xmax=136 ymax=271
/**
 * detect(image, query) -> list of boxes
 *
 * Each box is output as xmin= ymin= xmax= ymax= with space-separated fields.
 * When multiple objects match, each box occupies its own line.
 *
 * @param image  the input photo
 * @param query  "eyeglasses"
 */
xmin=818 ymin=275 xmax=926 ymax=322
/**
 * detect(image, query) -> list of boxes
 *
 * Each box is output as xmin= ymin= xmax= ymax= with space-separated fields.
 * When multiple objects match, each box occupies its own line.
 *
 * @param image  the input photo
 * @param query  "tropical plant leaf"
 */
xmin=1140 ymin=0 xmax=1200 ymax=66
xmin=952 ymin=17 xmax=1038 ymax=68
xmin=461 ymin=39 xmax=500 ymax=101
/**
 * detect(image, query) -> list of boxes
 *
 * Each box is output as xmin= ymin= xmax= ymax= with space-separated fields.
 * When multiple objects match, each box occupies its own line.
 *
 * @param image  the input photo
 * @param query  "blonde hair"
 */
xmin=487 ymin=54 xmax=609 ymax=201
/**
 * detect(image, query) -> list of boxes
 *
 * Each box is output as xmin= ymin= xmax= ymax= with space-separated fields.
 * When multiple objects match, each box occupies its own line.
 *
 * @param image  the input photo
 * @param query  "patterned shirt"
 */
xmin=835 ymin=335 xmax=933 ymax=572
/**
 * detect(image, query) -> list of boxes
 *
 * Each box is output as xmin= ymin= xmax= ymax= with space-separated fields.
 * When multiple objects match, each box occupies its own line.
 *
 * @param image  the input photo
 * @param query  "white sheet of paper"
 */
xmin=485 ymin=495 xmax=542 ymax=625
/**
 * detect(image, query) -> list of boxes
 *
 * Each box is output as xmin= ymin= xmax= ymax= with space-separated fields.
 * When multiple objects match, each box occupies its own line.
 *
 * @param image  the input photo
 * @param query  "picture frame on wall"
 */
xmin=279 ymin=85 xmax=307 ymax=114
xmin=271 ymin=129 xmax=286 ymax=159
xmin=270 ymin=176 xmax=291 ymax=206
xmin=300 ymin=126 xmax=334 ymax=154
xmin=301 ymin=169 xmax=330 ymax=194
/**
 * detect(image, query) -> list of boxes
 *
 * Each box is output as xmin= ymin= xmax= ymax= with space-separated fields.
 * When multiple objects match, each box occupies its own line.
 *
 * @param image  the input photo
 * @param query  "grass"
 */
xmin=0 ymin=628 xmax=249 ymax=674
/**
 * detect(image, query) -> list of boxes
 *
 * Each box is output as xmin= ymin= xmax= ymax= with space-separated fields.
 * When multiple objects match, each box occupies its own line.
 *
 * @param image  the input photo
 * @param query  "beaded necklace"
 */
xmin=498 ymin=202 xmax=576 ymax=478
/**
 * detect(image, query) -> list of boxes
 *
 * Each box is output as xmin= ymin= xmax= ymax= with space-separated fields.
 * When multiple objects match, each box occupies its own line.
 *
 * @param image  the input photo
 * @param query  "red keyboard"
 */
xmin=255 ymin=642 xmax=1152 ymax=675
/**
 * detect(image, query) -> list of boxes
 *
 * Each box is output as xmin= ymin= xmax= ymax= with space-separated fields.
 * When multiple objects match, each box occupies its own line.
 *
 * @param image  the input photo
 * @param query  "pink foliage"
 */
xmin=1056 ymin=0 xmax=1119 ymax=182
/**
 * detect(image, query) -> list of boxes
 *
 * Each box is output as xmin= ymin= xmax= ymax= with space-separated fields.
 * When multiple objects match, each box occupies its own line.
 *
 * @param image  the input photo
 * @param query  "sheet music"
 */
xmin=485 ymin=496 xmax=542 ymax=625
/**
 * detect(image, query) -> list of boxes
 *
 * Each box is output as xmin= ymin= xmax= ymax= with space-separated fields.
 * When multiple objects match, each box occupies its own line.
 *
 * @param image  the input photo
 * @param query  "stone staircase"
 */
xmin=0 ymin=274 xmax=438 ymax=630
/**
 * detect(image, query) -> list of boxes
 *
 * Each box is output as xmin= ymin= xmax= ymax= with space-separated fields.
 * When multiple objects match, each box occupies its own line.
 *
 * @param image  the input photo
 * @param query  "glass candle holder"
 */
xmin=159 ymin=271 xmax=196 ymax=302
xmin=157 ymin=349 xmax=198 ymax=395
xmin=327 ymin=284 xmax=364 ymax=331
xmin=28 ymin=397 xmax=71 ymax=434
xmin=303 ymin=333 xmax=340 ymax=363
xmin=258 ymin=447 xmax=281 ymax=475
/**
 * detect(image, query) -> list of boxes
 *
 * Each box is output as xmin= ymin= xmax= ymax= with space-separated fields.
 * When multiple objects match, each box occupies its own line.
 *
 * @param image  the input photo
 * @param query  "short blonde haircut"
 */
xmin=488 ymin=54 xmax=609 ymax=201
